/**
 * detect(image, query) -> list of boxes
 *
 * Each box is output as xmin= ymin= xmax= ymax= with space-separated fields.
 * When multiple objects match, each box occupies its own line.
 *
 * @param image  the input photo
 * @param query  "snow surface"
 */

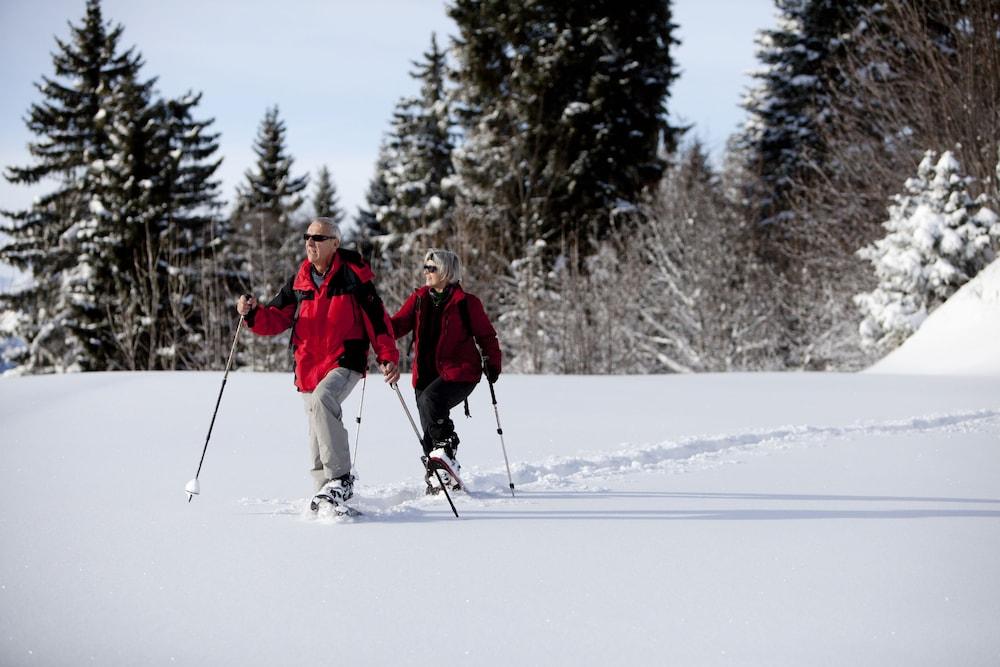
xmin=1 ymin=369 xmax=999 ymax=666
xmin=870 ymin=257 xmax=1000 ymax=375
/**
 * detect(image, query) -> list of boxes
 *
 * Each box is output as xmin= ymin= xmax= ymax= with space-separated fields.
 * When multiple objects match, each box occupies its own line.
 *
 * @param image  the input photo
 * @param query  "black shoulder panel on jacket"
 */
xmin=338 ymin=248 xmax=366 ymax=267
xmin=457 ymin=297 xmax=473 ymax=338
xmin=326 ymin=263 xmax=361 ymax=297
xmin=266 ymin=275 xmax=298 ymax=310
xmin=356 ymin=281 xmax=389 ymax=336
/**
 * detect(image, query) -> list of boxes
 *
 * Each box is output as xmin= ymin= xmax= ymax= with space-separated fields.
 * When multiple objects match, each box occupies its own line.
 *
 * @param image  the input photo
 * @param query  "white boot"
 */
xmin=310 ymin=474 xmax=354 ymax=511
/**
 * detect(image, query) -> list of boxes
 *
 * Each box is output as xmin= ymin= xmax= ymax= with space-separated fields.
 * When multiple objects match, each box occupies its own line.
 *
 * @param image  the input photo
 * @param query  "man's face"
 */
xmin=304 ymin=222 xmax=339 ymax=268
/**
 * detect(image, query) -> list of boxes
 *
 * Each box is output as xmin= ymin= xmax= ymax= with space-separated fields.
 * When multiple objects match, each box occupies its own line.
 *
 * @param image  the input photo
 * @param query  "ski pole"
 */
xmin=186 ymin=312 xmax=245 ymax=502
xmin=391 ymin=383 xmax=459 ymax=518
xmin=486 ymin=375 xmax=516 ymax=497
xmin=350 ymin=374 xmax=368 ymax=474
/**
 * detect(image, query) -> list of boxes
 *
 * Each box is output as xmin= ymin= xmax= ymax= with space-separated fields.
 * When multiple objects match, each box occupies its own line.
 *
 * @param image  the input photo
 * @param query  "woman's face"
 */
xmin=423 ymin=261 xmax=447 ymax=291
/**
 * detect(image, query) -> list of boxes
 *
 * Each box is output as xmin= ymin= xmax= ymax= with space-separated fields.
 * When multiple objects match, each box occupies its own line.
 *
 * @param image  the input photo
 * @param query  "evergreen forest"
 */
xmin=2 ymin=0 xmax=998 ymax=375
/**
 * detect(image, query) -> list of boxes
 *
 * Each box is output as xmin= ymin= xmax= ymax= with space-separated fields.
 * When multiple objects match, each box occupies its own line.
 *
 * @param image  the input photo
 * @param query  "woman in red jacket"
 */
xmin=391 ymin=249 xmax=501 ymax=492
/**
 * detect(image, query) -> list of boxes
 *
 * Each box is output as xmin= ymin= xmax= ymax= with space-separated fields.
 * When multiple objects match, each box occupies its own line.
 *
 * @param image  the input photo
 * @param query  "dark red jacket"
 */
xmin=391 ymin=284 xmax=501 ymax=388
xmin=247 ymin=250 xmax=399 ymax=392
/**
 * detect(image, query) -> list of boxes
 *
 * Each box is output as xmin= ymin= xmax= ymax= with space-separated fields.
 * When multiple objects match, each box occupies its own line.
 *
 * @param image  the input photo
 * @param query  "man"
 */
xmin=237 ymin=218 xmax=400 ymax=509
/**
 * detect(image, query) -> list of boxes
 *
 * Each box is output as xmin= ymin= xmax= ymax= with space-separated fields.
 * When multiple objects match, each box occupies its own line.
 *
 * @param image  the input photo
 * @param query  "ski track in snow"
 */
xmin=238 ymin=408 xmax=1000 ymax=522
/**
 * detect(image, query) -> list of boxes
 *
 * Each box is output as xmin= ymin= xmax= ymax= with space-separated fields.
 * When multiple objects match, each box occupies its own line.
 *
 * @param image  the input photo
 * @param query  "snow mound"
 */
xmin=869 ymin=257 xmax=1000 ymax=375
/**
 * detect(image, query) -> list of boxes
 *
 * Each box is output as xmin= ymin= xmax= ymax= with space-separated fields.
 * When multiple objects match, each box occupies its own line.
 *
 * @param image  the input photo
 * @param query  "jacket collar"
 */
xmin=293 ymin=252 xmax=345 ymax=291
xmin=419 ymin=283 xmax=465 ymax=303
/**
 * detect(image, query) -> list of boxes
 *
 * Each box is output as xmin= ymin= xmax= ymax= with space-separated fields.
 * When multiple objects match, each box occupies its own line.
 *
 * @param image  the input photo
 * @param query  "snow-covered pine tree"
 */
xmin=1 ymin=0 xmax=149 ymax=372
xmin=61 ymin=67 xmax=227 ymax=371
xmin=231 ymin=106 xmax=308 ymax=370
xmin=352 ymin=33 xmax=458 ymax=333
xmin=449 ymin=0 xmax=681 ymax=256
xmin=353 ymin=144 xmax=392 ymax=257
xmin=738 ymin=0 xmax=872 ymax=243
xmin=375 ymin=33 xmax=455 ymax=242
xmin=88 ymin=70 xmax=163 ymax=370
xmin=128 ymin=91 xmax=226 ymax=370
xmin=156 ymin=93 xmax=232 ymax=370
xmin=730 ymin=0 xmax=883 ymax=370
xmin=855 ymin=150 xmax=1000 ymax=353
xmin=448 ymin=1 xmax=681 ymax=374
xmin=311 ymin=165 xmax=345 ymax=223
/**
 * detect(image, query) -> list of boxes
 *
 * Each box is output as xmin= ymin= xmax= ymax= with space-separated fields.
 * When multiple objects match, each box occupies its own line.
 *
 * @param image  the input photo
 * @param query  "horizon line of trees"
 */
xmin=2 ymin=0 xmax=998 ymax=376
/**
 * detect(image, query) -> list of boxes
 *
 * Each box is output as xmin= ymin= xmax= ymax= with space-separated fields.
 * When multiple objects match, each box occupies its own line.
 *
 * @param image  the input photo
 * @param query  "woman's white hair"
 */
xmin=424 ymin=249 xmax=462 ymax=285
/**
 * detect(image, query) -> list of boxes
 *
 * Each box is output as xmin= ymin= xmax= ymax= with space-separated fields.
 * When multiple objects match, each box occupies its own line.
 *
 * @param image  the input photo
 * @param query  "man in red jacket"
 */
xmin=237 ymin=218 xmax=400 ymax=507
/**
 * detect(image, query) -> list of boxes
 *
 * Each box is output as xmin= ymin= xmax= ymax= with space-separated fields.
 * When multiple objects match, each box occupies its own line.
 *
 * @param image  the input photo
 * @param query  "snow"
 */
xmin=87 ymin=197 xmax=106 ymax=216
xmin=562 ymin=101 xmax=591 ymax=118
xmin=1 ymin=366 xmax=998 ymax=665
xmin=870 ymin=257 xmax=1000 ymax=375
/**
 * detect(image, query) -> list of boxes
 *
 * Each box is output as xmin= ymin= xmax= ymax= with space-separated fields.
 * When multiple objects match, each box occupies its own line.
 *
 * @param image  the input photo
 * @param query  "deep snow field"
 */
xmin=1 ymin=368 xmax=998 ymax=666
xmin=3 ymin=260 xmax=1000 ymax=666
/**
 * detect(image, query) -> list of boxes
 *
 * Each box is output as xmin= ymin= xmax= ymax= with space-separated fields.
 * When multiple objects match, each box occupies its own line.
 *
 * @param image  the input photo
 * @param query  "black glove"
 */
xmin=485 ymin=365 xmax=500 ymax=384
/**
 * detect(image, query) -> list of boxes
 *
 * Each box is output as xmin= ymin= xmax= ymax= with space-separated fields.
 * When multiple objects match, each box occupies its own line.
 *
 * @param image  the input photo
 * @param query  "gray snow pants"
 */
xmin=301 ymin=367 xmax=361 ymax=491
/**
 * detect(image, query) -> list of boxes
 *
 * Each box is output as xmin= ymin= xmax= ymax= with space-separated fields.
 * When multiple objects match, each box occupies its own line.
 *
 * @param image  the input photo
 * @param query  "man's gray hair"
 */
xmin=311 ymin=217 xmax=342 ymax=241
xmin=425 ymin=249 xmax=462 ymax=285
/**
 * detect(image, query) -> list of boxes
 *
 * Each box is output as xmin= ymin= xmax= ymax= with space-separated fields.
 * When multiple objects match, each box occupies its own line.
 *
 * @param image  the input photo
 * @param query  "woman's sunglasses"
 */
xmin=423 ymin=265 xmax=438 ymax=273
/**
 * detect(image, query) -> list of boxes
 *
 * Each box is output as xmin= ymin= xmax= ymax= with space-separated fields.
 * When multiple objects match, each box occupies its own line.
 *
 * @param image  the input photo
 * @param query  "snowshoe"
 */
xmin=425 ymin=448 xmax=463 ymax=494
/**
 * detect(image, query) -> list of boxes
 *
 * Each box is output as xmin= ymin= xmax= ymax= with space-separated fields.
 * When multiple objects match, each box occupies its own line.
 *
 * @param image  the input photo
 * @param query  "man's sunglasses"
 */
xmin=423 ymin=265 xmax=438 ymax=273
xmin=303 ymin=234 xmax=336 ymax=242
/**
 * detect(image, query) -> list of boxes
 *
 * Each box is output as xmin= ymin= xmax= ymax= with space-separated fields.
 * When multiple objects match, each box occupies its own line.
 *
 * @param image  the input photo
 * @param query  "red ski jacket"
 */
xmin=246 ymin=250 xmax=399 ymax=392
xmin=391 ymin=284 xmax=502 ymax=388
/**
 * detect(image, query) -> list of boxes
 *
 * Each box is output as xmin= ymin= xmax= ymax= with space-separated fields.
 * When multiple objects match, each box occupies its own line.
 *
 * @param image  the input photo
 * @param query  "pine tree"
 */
xmin=738 ymin=0 xmax=872 ymax=237
xmin=232 ymin=105 xmax=308 ymax=291
xmin=376 ymin=34 xmax=456 ymax=239
xmin=351 ymin=34 xmax=459 ymax=313
xmin=729 ymin=0 xmax=883 ymax=370
xmin=1 ymin=0 xmax=148 ymax=372
xmin=90 ymin=70 xmax=164 ymax=369
xmin=449 ymin=0 xmax=681 ymax=256
xmin=231 ymin=106 xmax=308 ymax=370
xmin=354 ymin=144 xmax=392 ymax=253
xmin=159 ymin=92 xmax=231 ymax=370
xmin=311 ymin=165 xmax=345 ymax=223
xmin=855 ymin=150 xmax=1000 ymax=353
xmin=109 ymin=90 xmax=227 ymax=370
xmin=1 ymin=0 xmax=229 ymax=373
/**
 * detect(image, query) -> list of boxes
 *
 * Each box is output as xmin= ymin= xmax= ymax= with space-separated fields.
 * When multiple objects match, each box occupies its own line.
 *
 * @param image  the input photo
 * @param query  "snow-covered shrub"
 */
xmin=855 ymin=149 xmax=999 ymax=353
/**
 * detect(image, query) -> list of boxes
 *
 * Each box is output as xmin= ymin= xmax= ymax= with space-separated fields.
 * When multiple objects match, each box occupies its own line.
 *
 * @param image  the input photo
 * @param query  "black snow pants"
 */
xmin=414 ymin=378 xmax=478 ymax=455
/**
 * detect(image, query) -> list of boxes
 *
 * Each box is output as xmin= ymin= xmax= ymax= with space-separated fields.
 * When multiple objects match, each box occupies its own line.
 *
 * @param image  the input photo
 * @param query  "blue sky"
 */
xmin=0 ymin=0 xmax=776 ymax=221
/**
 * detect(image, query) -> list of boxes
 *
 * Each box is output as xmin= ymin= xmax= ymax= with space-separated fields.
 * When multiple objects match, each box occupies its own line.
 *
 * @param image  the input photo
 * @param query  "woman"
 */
xmin=391 ymin=249 xmax=502 ymax=492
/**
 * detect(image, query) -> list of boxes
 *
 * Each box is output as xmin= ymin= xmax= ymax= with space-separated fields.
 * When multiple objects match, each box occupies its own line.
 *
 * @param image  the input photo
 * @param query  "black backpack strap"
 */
xmin=458 ymin=297 xmax=473 ymax=338
xmin=458 ymin=296 xmax=475 ymax=419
